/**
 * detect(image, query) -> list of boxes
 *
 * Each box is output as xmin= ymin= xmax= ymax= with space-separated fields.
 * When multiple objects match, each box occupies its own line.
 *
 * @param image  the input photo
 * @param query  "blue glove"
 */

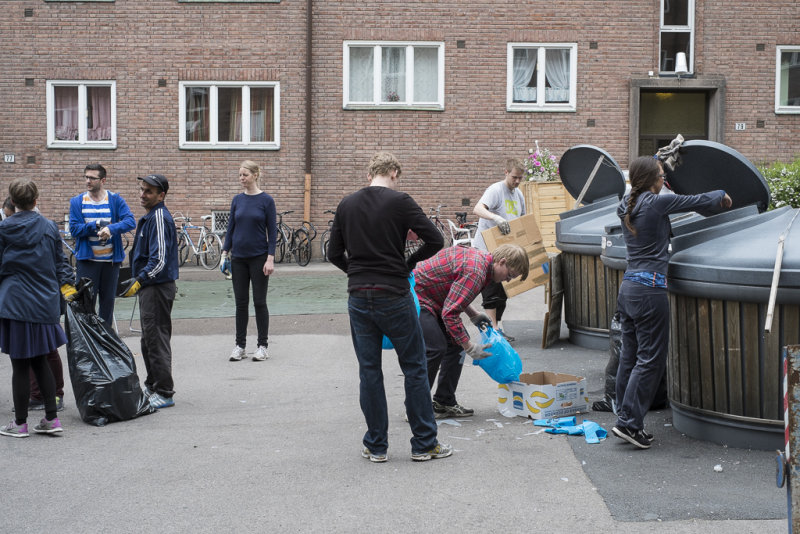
xmin=533 ymin=416 xmax=576 ymax=428
xmin=220 ymin=255 xmax=231 ymax=276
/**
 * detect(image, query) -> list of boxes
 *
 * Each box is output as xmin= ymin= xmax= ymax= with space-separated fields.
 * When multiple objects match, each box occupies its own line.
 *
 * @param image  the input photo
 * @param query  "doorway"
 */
xmin=638 ymin=91 xmax=708 ymax=156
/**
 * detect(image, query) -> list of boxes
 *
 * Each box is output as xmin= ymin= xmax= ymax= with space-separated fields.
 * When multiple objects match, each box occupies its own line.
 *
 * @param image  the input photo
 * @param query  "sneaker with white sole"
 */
xmin=252 ymin=345 xmax=269 ymax=361
xmin=33 ymin=417 xmax=63 ymax=434
xmin=411 ymin=442 xmax=453 ymax=461
xmin=361 ymin=447 xmax=387 ymax=463
xmin=612 ymin=425 xmax=651 ymax=449
xmin=229 ymin=346 xmax=246 ymax=361
xmin=149 ymin=393 xmax=175 ymax=409
xmin=0 ymin=421 xmax=29 ymax=438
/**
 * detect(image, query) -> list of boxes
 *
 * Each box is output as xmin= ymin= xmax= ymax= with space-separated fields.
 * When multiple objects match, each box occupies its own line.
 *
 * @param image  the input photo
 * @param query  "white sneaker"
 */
xmin=252 ymin=345 xmax=269 ymax=361
xmin=229 ymin=346 xmax=246 ymax=361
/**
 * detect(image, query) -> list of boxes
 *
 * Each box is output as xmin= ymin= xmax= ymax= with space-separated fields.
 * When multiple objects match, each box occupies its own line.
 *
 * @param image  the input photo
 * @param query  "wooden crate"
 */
xmin=520 ymin=181 xmax=573 ymax=253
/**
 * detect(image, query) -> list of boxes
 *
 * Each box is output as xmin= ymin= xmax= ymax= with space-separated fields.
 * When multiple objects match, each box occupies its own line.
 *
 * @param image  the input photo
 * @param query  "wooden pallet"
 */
xmin=520 ymin=181 xmax=573 ymax=253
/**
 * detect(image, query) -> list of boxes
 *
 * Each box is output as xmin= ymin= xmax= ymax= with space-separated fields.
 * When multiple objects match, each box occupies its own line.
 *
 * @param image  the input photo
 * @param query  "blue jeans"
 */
xmin=615 ymin=280 xmax=670 ymax=432
xmin=348 ymin=289 xmax=438 ymax=455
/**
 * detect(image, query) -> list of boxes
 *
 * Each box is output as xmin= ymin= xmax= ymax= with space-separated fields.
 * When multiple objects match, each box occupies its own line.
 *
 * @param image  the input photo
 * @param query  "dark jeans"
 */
xmin=76 ymin=260 xmax=121 ymax=326
xmin=231 ymin=254 xmax=270 ymax=348
xmin=481 ymin=280 xmax=507 ymax=321
xmin=12 ymin=354 xmax=57 ymax=423
xmin=139 ymin=281 xmax=176 ymax=398
xmin=615 ymin=280 xmax=670 ymax=432
xmin=29 ymin=349 xmax=64 ymax=401
xmin=347 ymin=289 xmax=438 ymax=455
xmin=420 ymin=308 xmax=465 ymax=406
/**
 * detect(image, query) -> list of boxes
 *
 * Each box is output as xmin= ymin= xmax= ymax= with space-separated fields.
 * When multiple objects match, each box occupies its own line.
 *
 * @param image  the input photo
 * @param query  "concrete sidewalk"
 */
xmin=0 ymin=262 xmax=788 ymax=533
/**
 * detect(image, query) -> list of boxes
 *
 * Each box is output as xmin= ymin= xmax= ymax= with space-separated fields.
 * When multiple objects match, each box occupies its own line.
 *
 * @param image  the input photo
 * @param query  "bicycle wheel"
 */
xmin=177 ymin=233 xmax=191 ymax=267
xmin=199 ymin=233 xmax=223 ymax=269
xmin=293 ymin=229 xmax=311 ymax=266
xmin=320 ymin=229 xmax=330 ymax=262
xmin=436 ymin=220 xmax=451 ymax=247
xmin=275 ymin=230 xmax=287 ymax=263
xmin=302 ymin=221 xmax=317 ymax=241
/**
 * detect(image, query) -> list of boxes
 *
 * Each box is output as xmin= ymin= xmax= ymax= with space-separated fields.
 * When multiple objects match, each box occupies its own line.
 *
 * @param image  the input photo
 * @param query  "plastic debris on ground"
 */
xmin=533 ymin=416 xmax=607 ymax=444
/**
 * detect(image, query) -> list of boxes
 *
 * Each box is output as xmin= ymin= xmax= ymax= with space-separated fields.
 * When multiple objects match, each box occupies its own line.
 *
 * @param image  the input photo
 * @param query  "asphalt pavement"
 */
xmin=0 ymin=261 xmax=789 ymax=533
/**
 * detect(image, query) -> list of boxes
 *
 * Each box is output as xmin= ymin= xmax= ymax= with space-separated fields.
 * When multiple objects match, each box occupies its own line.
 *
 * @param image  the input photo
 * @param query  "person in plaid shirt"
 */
xmin=414 ymin=243 xmax=529 ymax=418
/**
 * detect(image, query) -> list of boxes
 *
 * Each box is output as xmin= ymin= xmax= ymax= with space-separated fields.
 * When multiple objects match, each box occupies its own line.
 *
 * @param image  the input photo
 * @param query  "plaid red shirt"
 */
xmin=413 ymin=246 xmax=493 ymax=346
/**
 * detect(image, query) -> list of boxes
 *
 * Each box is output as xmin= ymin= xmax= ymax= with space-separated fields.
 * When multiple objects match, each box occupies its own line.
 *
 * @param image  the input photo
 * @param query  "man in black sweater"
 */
xmin=328 ymin=151 xmax=451 ymax=463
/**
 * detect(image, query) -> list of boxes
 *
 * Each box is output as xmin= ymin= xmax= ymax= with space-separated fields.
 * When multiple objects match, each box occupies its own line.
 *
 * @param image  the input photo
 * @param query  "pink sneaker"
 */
xmin=33 ymin=417 xmax=63 ymax=434
xmin=0 ymin=421 xmax=29 ymax=438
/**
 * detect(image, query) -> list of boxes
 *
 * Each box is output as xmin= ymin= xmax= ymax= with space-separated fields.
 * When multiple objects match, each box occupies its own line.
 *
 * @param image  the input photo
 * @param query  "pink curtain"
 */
xmin=54 ymin=86 xmax=78 ymax=140
xmin=87 ymin=86 xmax=111 ymax=141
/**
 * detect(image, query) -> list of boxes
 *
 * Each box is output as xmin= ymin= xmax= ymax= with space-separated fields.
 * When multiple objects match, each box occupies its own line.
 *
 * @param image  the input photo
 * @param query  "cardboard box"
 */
xmin=498 ymin=372 xmax=589 ymax=420
xmin=481 ymin=213 xmax=549 ymax=297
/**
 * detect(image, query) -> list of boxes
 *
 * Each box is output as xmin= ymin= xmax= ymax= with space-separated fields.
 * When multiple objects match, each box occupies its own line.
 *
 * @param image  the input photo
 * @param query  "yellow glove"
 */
xmin=118 ymin=278 xmax=141 ymax=298
xmin=60 ymin=284 xmax=78 ymax=302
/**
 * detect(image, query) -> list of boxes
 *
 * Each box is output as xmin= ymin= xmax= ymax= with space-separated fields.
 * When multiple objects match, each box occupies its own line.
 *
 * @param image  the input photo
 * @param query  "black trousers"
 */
xmin=231 ymin=253 xmax=270 ymax=348
xmin=420 ymin=308 xmax=465 ymax=406
xmin=480 ymin=280 xmax=507 ymax=321
xmin=139 ymin=281 xmax=176 ymax=398
xmin=12 ymin=355 xmax=57 ymax=423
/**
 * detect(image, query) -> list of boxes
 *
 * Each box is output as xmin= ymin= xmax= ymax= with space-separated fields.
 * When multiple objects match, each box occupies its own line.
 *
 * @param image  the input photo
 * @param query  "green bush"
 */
xmin=758 ymin=157 xmax=800 ymax=210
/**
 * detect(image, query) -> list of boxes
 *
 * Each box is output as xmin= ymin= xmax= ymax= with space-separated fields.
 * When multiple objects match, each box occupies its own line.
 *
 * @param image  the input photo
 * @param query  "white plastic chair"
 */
xmin=447 ymin=219 xmax=474 ymax=247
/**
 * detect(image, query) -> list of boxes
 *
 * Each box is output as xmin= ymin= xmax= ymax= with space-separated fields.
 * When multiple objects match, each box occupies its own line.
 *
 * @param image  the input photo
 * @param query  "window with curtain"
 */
xmin=344 ymin=41 xmax=444 ymax=108
xmin=179 ymin=82 xmax=279 ymax=149
xmin=47 ymin=81 xmax=115 ymax=148
xmin=660 ymin=0 xmax=694 ymax=74
xmin=507 ymin=44 xmax=577 ymax=111
xmin=776 ymin=46 xmax=800 ymax=113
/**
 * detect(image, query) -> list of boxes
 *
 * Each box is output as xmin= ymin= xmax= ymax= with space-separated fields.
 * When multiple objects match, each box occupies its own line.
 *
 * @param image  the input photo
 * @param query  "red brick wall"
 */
xmin=1 ymin=0 xmax=797 ymax=244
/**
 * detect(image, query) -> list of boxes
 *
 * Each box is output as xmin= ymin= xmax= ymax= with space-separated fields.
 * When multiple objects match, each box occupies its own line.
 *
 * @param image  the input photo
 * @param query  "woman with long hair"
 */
xmin=220 ymin=161 xmax=277 ymax=361
xmin=0 ymin=179 xmax=76 ymax=437
xmin=612 ymin=156 xmax=731 ymax=449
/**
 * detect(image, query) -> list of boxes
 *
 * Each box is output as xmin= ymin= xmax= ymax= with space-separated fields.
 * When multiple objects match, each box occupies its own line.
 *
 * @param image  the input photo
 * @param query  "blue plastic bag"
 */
xmin=472 ymin=326 xmax=522 ymax=383
xmin=382 ymin=273 xmax=420 ymax=350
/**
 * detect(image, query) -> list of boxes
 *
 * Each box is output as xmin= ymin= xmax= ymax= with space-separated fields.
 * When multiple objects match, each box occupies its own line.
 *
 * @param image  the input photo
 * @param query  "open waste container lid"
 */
xmin=664 ymin=140 xmax=771 ymax=213
xmin=558 ymin=145 xmax=626 ymax=204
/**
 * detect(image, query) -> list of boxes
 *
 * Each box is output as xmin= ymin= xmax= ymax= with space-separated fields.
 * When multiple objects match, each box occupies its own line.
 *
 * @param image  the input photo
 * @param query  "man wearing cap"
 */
xmin=119 ymin=174 xmax=179 ymax=409
xmin=69 ymin=163 xmax=136 ymax=326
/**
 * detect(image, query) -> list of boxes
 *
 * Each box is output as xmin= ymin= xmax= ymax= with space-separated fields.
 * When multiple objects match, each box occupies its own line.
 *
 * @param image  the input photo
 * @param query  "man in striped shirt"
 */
xmin=69 ymin=164 xmax=136 ymax=326
xmin=413 ymin=244 xmax=529 ymax=419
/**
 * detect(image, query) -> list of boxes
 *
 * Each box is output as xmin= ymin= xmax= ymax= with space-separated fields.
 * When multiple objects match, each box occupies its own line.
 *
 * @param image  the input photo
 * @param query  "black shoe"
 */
xmin=642 ymin=429 xmax=654 ymax=441
xmin=28 ymin=398 xmax=45 ymax=411
xmin=498 ymin=329 xmax=515 ymax=343
xmin=55 ymin=396 xmax=64 ymax=412
xmin=612 ymin=426 xmax=651 ymax=449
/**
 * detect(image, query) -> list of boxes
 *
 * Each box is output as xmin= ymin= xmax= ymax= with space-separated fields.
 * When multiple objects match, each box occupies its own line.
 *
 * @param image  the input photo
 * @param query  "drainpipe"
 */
xmin=303 ymin=0 xmax=312 ymax=223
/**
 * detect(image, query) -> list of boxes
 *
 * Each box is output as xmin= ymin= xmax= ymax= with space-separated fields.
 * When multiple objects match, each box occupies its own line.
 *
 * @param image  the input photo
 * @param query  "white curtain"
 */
xmin=87 ymin=86 xmax=111 ymax=141
xmin=513 ymin=48 xmax=537 ymax=102
xmin=413 ymin=47 xmax=438 ymax=102
xmin=349 ymin=47 xmax=374 ymax=102
xmin=545 ymin=49 xmax=570 ymax=102
xmin=382 ymin=47 xmax=406 ymax=102
xmin=54 ymin=86 xmax=78 ymax=140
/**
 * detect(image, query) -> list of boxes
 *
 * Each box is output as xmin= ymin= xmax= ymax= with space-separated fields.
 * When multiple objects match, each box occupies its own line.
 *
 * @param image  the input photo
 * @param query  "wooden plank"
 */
xmin=742 ymin=302 xmax=760 ymax=418
xmin=563 ymin=253 xmax=576 ymax=327
xmin=580 ymin=254 xmax=590 ymax=326
xmin=727 ymin=301 xmax=744 ymax=416
xmin=543 ymin=290 xmax=565 ymax=349
xmin=587 ymin=256 xmax=599 ymax=329
xmin=697 ymin=298 xmax=714 ymax=411
xmin=686 ymin=296 xmax=701 ymax=407
xmin=764 ymin=303 xmax=781 ymax=420
xmin=785 ymin=305 xmax=800 ymax=346
xmin=677 ymin=295 xmax=691 ymax=405
xmin=711 ymin=300 xmax=728 ymax=413
xmin=668 ymin=294 xmax=681 ymax=403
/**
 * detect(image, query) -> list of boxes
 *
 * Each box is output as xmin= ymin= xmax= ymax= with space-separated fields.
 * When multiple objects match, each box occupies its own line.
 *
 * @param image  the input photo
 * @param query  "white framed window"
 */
xmin=776 ymin=46 xmax=800 ymax=114
xmin=659 ymin=0 xmax=694 ymax=75
xmin=46 ymin=81 xmax=116 ymax=149
xmin=507 ymin=43 xmax=577 ymax=112
xmin=343 ymin=41 xmax=445 ymax=109
xmin=179 ymin=81 xmax=280 ymax=150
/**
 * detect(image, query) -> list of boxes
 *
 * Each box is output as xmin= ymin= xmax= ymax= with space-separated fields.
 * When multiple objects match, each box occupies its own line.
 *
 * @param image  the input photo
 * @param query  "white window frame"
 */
xmin=178 ymin=81 xmax=280 ymax=150
xmin=46 ymin=80 xmax=116 ymax=149
xmin=776 ymin=46 xmax=800 ymax=114
xmin=659 ymin=0 xmax=695 ymax=75
xmin=506 ymin=43 xmax=578 ymax=112
xmin=342 ymin=41 xmax=445 ymax=110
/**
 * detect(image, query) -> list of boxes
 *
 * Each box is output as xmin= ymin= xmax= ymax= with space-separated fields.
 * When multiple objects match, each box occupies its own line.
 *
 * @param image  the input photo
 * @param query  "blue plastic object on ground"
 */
xmin=535 ymin=417 xmax=608 ymax=444
xmin=382 ymin=273 xmax=420 ymax=350
xmin=472 ymin=326 xmax=522 ymax=383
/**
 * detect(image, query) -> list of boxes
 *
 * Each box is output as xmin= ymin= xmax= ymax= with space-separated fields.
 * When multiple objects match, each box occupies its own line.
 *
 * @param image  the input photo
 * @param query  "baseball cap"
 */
xmin=137 ymin=174 xmax=169 ymax=193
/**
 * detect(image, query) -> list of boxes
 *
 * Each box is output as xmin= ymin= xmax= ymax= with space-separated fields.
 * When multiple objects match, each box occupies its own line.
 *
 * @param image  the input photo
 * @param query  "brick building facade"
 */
xmin=1 ymin=1 xmax=797 ymax=248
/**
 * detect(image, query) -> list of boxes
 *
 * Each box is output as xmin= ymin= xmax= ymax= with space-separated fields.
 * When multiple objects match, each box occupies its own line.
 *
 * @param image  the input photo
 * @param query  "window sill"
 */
xmin=179 ymin=144 xmax=280 ymax=150
xmin=343 ymin=104 xmax=444 ymax=112
xmin=775 ymin=107 xmax=800 ymax=115
xmin=507 ymin=105 xmax=576 ymax=113
xmin=48 ymin=143 xmax=117 ymax=150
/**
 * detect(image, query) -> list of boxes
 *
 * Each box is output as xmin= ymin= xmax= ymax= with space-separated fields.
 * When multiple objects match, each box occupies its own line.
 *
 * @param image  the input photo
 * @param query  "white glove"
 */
xmin=492 ymin=215 xmax=511 ymax=235
xmin=464 ymin=341 xmax=491 ymax=360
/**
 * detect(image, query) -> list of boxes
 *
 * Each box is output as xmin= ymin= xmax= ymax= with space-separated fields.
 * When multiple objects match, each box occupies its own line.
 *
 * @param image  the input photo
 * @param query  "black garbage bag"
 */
xmin=592 ymin=312 xmax=669 ymax=412
xmin=65 ymin=278 xmax=153 ymax=426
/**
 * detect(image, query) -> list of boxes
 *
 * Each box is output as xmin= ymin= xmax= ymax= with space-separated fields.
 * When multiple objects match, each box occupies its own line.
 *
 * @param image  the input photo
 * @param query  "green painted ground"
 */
xmin=113 ymin=274 xmax=349 ymax=319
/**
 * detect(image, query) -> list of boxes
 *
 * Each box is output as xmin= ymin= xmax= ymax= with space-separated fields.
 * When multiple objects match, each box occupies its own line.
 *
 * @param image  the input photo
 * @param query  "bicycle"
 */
xmin=275 ymin=210 xmax=313 ymax=266
xmin=448 ymin=211 xmax=478 ymax=247
xmin=320 ymin=209 xmax=336 ymax=262
xmin=404 ymin=204 xmax=451 ymax=257
xmin=57 ymin=222 xmax=77 ymax=269
xmin=174 ymin=212 xmax=223 ymax=269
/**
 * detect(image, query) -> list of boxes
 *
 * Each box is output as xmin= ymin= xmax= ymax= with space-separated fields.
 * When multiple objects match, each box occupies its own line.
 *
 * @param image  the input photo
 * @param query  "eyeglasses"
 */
xmin=84 ymin=175 xmax=102 ymax=181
